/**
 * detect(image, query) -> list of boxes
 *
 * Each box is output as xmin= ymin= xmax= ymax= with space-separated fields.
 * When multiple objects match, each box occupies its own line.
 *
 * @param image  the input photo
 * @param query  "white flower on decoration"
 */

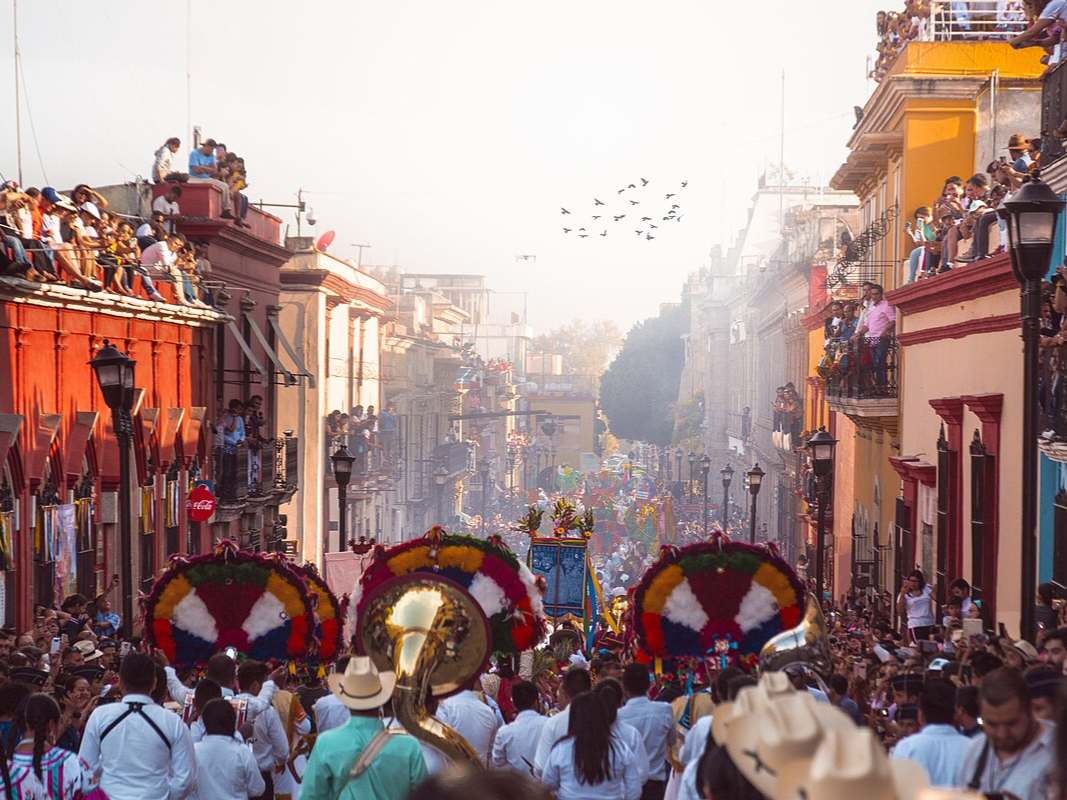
xmin=243 ymin=591 xmax=286 ymax=641
xmin=663 ymin=579 xmax=709 ymax=631
xmin=173 ymin=592 xmax=220 ymax=644
xmin=735 ymin=583 xmax=779 ymax=633
xmin=468 ymin=572 xmax=507 ymax=618
xmin=518 ymin=562 xmax=546 ymax=617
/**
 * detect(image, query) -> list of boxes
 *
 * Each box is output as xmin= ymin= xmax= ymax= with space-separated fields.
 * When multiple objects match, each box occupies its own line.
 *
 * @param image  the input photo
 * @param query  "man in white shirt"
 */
xmin=239 ymin=661 xmax=289 ymax=798
xmin=533 ymin=666 xmax=593 ymax=777
xmin=617 ymin=663 xmax=677 ymax=800
xmin=437 ymin=681 xmax=500 ymax=765
xmin=152 ymin=186 xmax=183 ymax=235
xmin=164 ymin=652 xmax=280 ymax=726
xmin=79 ymin=652 xmax=196 ymax=800
xmin=891 ymin=679 xmax=970 ymax=787
xmin=491 ymin=680 xmax=545 ymax=774
xmin=193 ymin=698 xmax=265 ymax=800
xmin=311 ymin=655 xmax=353 ymax=733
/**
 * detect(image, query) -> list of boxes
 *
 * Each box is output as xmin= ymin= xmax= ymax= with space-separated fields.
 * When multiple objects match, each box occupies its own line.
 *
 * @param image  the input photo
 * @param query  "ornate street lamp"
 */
xmin=806 ymin=428 xmax=838 ymax=603
xmin=90 ymin=341 xmax=136 ymax=636
xmin=999 ymin=173 xmax=1065 ymax=642
xmin=330 ymin=445 xmax=354 ymax=557
xmin=720 ymin=463 xmax=734 ymax=527
xmin=687 ymin=451 xmax=697 ymax=497
xmin=699 ymin=454 xmax=711 ymax=536
xmin=747 ymin=463 xmax=765 ymax=544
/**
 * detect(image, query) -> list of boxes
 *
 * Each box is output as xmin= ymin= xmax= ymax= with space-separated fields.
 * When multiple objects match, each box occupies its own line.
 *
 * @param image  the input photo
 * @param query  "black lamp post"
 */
xmin=720 ymin=464 xmax=734 ymax=527
xmin=433 ymin=465 xmax=449 ymax=524
xmin=747 ymin=463 xmax=765 ymax=544
xmin=90 ymin=340 xmax=136 ymax=636
xmin=675 ymin=449 xmax=683 ymax=494
xmin=478 ymin=459 xmax=491 ymax=536
xmin=700 ymin=454 xmax=711 ymax=536
xmin=999 ymin=172 xmax=1065 ymax=642
xmin=330 ymin=445 xmax=354 ymax=557
xmin=806 ymin=428 xmax=838 ymax=604
xmin=687 ymin=451 xmax=697 ymax=497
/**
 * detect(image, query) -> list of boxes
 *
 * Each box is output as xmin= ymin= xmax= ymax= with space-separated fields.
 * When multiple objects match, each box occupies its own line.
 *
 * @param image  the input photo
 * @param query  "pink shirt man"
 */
xmin=865 ymin=299 xmax=896 ymax=338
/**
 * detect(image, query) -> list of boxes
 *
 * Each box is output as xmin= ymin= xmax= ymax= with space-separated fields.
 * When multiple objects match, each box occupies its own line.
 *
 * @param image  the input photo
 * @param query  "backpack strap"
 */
xmin=333 ymin=728 xmax=404 ymax=800
xmin=967 ymin=739 xmax=990 ymax=791
xmin=100 ymin=702 xmax=172 ymax=752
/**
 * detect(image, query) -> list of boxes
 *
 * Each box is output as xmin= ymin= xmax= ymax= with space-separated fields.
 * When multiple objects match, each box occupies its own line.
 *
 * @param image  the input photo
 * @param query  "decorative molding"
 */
xmin=280 ymin=270 xmax=391 ymax=314
xmin=929 ymin=397 xmax=966 ymax=427
xmin=963 ymin=393 xmax=1004 ymax=456
xmin=898 ymin=313 xmax=1018 ymax=346
xmin=887 ymin=254 xmax=1018 ymax=315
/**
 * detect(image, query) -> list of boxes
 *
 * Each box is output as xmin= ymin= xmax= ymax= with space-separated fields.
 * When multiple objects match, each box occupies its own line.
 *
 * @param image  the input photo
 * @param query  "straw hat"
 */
xmin=731 ymin=690 xmax=856 ymax=797
xmin=72 ymin=639 xmax=104 ymax=662
xmin=773 ymin=728 xmax=928 ymax=800
xmin=326 ymin=656 xmax=396 ymax=711
xmin=711 ymin=670 xmax=794 ymax=747
xmin=1011 ymin=639 xmax=1038 ymax=663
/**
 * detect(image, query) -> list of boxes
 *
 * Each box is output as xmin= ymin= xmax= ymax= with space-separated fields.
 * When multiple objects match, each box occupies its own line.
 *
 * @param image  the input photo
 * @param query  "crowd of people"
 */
xmin=152 ymin=136 xmax=252 ymax=227
xmin=216 ymin=396 xmax=270 ymax=495
xmin=326 ymin=404 xmax=397 ymax=476
xmin=817 ymin=281 xmax=897 ymax=399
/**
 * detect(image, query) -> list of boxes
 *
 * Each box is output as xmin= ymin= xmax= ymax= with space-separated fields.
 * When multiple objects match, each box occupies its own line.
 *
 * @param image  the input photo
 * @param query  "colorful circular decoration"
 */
xmin=633 ymin=540 xmax=806 ymax=670
xmin=143 ymin=541 xmax=314 ymax=667
xmin=290 ymin=562 xmax=343 ymax=663
xmin=352 ymin=527 xmax=547 ymax=656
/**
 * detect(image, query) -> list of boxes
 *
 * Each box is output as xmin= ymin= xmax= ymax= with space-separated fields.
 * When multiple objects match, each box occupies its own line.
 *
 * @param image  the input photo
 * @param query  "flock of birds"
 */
xmin=560 ymin=177 xmax=688 ymax=240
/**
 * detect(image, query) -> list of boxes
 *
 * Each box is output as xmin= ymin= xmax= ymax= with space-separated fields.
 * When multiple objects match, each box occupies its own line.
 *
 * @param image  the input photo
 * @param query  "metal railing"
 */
xmin=1039 ymin=343 xmax=1067 ymax=438
xmin=215 ymin=446 xmax=249 ymax=502
xmin=924 ymin=1 xmax=1028 ymax=41
xmin=1041 ymin=63 xmax=1067 ymax=168
xmin=825 ymin=336 xmax=899 ymax=400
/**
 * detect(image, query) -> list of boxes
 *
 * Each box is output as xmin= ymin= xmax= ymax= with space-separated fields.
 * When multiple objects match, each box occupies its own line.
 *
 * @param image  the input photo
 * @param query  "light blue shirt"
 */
xmin=892 ymin=724 xmax=971 ymax=787
xmin=188 ymin=149 xmax=216 ymax=175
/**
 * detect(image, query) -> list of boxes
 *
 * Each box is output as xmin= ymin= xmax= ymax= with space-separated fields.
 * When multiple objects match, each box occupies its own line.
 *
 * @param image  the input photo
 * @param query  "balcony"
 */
xmin=1041 ymin=62 xmax=1067 ymax=175
xmin=1040 ymin=342 xmax=1067 ymax=460
xmin=772 ymin=409 xmax=802 ymax=451
xmin=434 ymin=440 xmax=472 ymax=477
xmin=824 ymin=336 xmax=899 ymax=419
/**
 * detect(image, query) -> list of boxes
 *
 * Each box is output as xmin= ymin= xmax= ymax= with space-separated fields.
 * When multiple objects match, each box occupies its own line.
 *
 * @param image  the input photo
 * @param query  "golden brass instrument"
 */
xmin=359 ymin=574 xmax=491 ymax=765
xmin=757 ymin=594 xmax=832 ymax=683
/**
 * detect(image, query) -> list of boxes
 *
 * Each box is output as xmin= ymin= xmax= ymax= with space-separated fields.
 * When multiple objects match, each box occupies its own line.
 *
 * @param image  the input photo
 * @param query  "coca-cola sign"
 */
xmin=186 ymin=484 xmax=217 ymax=523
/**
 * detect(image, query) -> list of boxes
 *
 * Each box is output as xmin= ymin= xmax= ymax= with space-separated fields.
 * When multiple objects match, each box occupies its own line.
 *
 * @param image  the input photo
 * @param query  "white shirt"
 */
xmin=617 ymin=695 xmax=677 ymax=781
xmin=676 ymin=755 xmax=702 ymax=800
xmin=892 ymin=724 xmax=971 ymax=787
xmin=41 ymin=213 xmax=62 ymax=246
xmin=437 ymin=690 xmax=500 ymax=765
xmin=904 ymin=586 xmax=935 ymax=629
xmin=491 ymin=709 xmax=547 ymax=774
xmin=153 ymin=146 xmax=177 ymax=183
xmin=533 ymin=706 xmax=570 ymax=776
xmin=250 ymin=705 xmax=289 ymax=772
xmin=388 ymin=717 xmax=449 ymax=775
xmin=164 ymin=668 xmax=277 ymax=725
xmin=190 ymin=718 xmax=244 ymax=744
xmin=152 ymin=195 xmax=180 ymax=234
xmin=956 ymin=722 xmax=1056 ymax=800
xmin=78 ymin=693 xmax=196 ymax=800
xmin=135 ymin=222 xmax=155 ymax=239
xmin=192 ymin=735 xmax=264 ymax=800
xmin=613 ymin=719 xmax=649 ymax=786
xmin=141 ymin=240 xmax=176 ymax=269
xmin=1041 ymin=0 xmax=1067 ymax=21
xmin=680 ymin=713 xmax=712 ymax=765
xmin=541 ymin=736 xmax=642 ymax=800
xmin=311 ymin=693 xmax=350 ymax=733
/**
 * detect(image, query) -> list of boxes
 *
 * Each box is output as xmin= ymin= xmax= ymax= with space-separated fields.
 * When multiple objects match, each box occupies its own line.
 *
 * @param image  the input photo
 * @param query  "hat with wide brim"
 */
xmin=1007 ymin=133 xmax=1029 ymax=151
xmin=711 ymin=670 xmax=794 ymax=746
xmin=773 ymin=728 xmax=928 ymax=800
xmin=72 ymin=639 xmax=104 ymax=661
xmin=327 ymin=655 xmax=396 ymax=711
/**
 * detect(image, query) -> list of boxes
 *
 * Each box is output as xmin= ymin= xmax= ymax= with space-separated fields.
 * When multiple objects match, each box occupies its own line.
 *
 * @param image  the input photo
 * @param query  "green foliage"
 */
xmin=531 ymin=319 xmax=623 ymax=377
xmin=674 ymin=391 xmax=705 ymax=443
xmin=599 ymin=305 xmax=685 ymax=445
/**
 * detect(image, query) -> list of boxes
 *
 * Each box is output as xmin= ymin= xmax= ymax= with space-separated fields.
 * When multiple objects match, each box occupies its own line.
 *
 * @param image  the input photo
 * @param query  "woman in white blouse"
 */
xmin=541 ymin=691 xmax=641 ymax=800
xmin=896 ymin=568 xmax=936 ymax=642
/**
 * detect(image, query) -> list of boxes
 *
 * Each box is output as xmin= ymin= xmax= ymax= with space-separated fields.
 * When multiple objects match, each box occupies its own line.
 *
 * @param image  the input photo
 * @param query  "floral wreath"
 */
xmin=352 ymin=527 xmax=547 ymax=656
xmin=633 ymin=536 xmax=805 ymax=670
xmin=289 ymin=562 xmax=343 ymax=662
xmin=142 ymin=540 xmax=314 ymax=667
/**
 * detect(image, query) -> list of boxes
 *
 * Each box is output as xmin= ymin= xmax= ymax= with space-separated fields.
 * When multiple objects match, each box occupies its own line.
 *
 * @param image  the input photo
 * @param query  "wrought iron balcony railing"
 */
xmin=824 ymin=336 xmax=899 ymax=402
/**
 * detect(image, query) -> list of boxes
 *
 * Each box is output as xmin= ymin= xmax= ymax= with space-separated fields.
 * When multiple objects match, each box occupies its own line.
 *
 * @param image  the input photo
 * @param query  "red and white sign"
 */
xmin=186 ymin=484 xmax=217 ymax=523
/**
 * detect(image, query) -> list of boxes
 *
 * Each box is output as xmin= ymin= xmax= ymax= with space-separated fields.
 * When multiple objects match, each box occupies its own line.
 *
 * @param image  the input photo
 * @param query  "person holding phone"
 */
xmin=898 ymin=569 xmax=936 ymax=642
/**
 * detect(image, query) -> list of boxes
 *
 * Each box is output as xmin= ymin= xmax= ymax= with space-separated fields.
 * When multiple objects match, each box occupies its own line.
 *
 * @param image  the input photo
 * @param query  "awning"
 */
xmin=266 ymin=313 xmax=316 ymax=388
xmin=225 ymin=319 xmax=269 ymax=386
xmin=243 ymin=311 xmax=296 ymax=386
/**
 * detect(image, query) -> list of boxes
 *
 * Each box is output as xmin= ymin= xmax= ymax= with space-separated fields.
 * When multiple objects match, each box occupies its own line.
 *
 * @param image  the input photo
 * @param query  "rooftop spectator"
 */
xmin=188 ymin=138 xmax=235 ymax=220
xmin=152 ymin=185 xmax=182 ymax=236
xmin=151 ymin=137 xmax=187 ymax=184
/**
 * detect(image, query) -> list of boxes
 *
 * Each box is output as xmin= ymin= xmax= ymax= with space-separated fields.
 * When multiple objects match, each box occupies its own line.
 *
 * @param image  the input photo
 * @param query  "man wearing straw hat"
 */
xmin=300 ymin=656 xmax=427 ymax=800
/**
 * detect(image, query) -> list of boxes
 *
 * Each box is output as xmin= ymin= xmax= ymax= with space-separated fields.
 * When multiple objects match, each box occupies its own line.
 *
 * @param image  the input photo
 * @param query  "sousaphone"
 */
xmin=357 ymin=573 xmax=491 ymax=765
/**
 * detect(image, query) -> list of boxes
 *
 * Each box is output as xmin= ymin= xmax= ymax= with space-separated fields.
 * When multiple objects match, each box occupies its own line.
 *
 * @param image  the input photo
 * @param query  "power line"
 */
xmin=17 ymin=50 xmax=47 ymax=185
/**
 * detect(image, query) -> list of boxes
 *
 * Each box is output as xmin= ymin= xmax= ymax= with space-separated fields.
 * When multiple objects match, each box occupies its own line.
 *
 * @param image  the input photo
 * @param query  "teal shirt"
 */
xmin=301 ymin=716 xmax=427 ymax=800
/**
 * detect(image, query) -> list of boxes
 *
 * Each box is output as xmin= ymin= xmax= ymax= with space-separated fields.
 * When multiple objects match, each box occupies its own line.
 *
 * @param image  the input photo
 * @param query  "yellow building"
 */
xmin=827 ymin=32 xmax=1043 ymax=624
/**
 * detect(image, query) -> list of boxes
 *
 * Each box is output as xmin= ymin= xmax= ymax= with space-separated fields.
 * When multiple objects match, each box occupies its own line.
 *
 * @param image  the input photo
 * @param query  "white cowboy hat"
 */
xmin=711 ymin=670 xmax=794 ymax=746
xmin=327 ymin=656 xmax=396 ymax=711
xmin=727 ymin=690 xmax=855 ymax=797
xmin=773 ymin=728 xmax=928 ymax=800
xmin=72 ymin=639 xmax=104 ymax=662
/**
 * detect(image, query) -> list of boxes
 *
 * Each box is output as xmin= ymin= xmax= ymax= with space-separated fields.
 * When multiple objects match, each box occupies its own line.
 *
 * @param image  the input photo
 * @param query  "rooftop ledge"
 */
xmin=0 ymin=276 xmax=228 ymax=327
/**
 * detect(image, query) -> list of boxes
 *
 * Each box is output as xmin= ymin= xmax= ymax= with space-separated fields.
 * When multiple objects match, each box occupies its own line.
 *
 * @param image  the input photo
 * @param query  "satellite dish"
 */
xmin=315 ymin=230 xmax=335 ymax=252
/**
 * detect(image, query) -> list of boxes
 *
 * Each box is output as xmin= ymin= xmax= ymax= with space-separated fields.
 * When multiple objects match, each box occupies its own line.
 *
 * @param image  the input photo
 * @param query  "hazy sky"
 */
xmin=0 ymin=0 xmax=886 ymax=333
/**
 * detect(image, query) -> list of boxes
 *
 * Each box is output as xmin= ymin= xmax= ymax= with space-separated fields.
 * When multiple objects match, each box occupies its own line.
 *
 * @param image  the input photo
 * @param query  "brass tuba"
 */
xmin=358 ymin=573 xmax=490 ymax=765
xmin=758 ymin=594 xmax=832 ymax=684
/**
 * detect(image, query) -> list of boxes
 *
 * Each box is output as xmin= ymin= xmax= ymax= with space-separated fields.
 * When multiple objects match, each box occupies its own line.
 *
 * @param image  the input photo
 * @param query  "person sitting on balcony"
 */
xmin=188 ymin=138 xmax=235 ymax=220
xmin=1010 ymin=0 xmax=1066 ymax=63
xmin=905 ymin=206 xmax=937 ymax=283
xmin=1007 ymin=132 xmax=1034 ymax=172
xmin=135 ymin=211 xmax=165 ymax=251
xmin=137 ymin=234 xmax=177 ymax=303
xmin=152 ymin=137 xmax=187 ymax=184
xmin=245 ymin=395 xmax=265 ymax=491
xmin=852 ymin=284 xmax=896 ymax=394
xmin=152 ymin=185 xmax=182 ymax=235
xmin=69 ymin=202 xmax=109 ymax=290
xmin=36 ymin=191 xmax=101 ymax=290
xmin=95 ymin=217 xmax=134 ymax=296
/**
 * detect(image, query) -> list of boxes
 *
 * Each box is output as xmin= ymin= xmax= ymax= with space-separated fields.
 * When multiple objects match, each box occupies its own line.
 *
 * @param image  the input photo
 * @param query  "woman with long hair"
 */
xmin=541 ymin=691 xmax=641 ymax=799
xmin=55 ymin=675 xmax=94 ymax=752
xmin=7 ymin=693 xmax=91 ymax=799
xmin=896 ymin=568 xmax=935 ymax=642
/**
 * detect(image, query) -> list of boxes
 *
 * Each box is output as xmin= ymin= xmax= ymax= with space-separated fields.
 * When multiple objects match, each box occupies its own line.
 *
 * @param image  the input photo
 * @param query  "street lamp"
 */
xmin=747 ymin=463 xmax=765 ymax=544
xmin=687 ymin=452 xmax=697 ymax=497
xmin=699 ymin=455 xmax=711 ymax=536
xmin=478 ymin=459 xmax=491 ymax=536
xmin=806 ymin=427 xmax=838 ymax=604
xmin=330 ymin=445 xmax=354 ymax=557
xmin=90 ymin=340 xmax=135 ymax=636
xmin=433 ymin=465 xmax=449 ymax=525
xmin=720 ymin=464 xmax=734 ymax=528
xmin=675 ymin=449 xmax=683 ymax=494
xmin=999 ymin=172 xmax=1065 ymax=642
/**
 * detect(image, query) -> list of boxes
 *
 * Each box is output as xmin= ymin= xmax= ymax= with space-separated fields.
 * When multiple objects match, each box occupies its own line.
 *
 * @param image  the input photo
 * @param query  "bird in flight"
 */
xmin=627 ymin=183 xmax=636 ymax=189
xmin=634 ymin=230 xmax=643 ymax=236
xmin=681 ymin=180 xmax=688 ymax=188
xmin=563 ymin=227 xmax=572 ymax=233
xmin=594 ymin=198 xmax=605 ymax=206
xmin=650 ymin=224 xmax=658 ymax=229
xmin=561 ymin=208 xmax=571 ymax=215
xmin=665 ymin=193 xmax=675 ymax=199
xmin=629 ymin=200 xmax=639 ymax=206
xmin=578 ymin=233 xmax=589 ymax=238
xmin=676 ymin=215 xmax=684 ymax=222
xmin=617 ymin=188 xmax=626 ymax=194
xmin=613 ymin=214 xmax=625 ymax=222
xmin=641 ymin=216 xmax=652 ymax=222
xmin=592 ymin=215 xmax=601 ymax=220
xmin=671 ymin=204 xmax=680 ymax=210
xmin=662 ymin=216 xmax=672 ymax=221
xmin=600 ymin=230 xmax=607 ymax=237
xmin=640 ymin=178 xmax=649 ymax=186
xmin=646 ymin=234 xmax=655 ymax=240
xmin=578 ymin=227 xmax=586 ymax=232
